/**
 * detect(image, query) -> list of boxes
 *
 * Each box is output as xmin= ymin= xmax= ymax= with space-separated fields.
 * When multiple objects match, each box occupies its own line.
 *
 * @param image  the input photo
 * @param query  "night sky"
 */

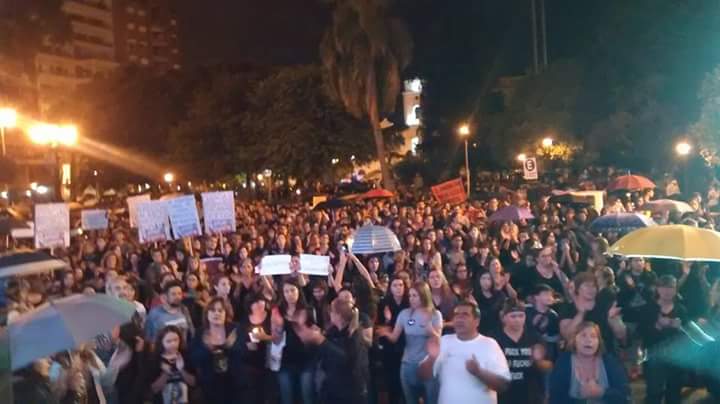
xmin=177 ymin=0 xmax=329 ymax=66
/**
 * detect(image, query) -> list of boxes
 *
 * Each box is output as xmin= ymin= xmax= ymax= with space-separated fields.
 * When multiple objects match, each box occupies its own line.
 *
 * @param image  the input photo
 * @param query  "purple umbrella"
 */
xmin=488 ymin=206 xmax=534 ymax=222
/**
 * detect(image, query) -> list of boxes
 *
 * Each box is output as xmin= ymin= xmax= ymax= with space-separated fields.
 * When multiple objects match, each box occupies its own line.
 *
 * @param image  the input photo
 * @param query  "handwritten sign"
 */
xmin=167 ymin=195 xmax=202 ymax=239
xmin=431 ymin=178 xmax=467 ymax=205
xmin=300 ymin=254 xmax=330 ymax=276
xmin=201 ymin=191 xmax=236 ymax=235
xmin=34 ymin=203 xmax=69 ymax=249
xmin=127 ymin=194 xmax=150 ymax=228
xmin=136 ymin=200 xmax=171 ymax=243
xmin=81 ymin=209 xmax=108 ymax=231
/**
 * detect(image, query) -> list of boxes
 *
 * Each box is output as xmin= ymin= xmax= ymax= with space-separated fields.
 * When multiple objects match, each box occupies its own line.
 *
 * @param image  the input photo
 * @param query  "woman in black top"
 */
xmin=376 ymin=276 xmax=409 ymax=404
xmin=188 ymin=297 xmax=243 ymax=404
xmin=147 ymin=325 xmax=196 ymax=404
xmin=272 ymin=280 xmax=316 ymax=404
xmin=473 ymin=270 xmax=506 ymax=335
xmin=237 ymin=294 xmax=273 ymax=404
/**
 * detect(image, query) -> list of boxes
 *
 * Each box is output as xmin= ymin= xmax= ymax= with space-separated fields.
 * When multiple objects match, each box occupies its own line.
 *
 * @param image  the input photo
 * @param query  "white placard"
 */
xmin=260 ymin=255 xmax=292 ymax=276
xmin=34 ymin=203 xmax=70 ymax=249
xmin=523 ymin=157 xmax=539 ymax=180
xmin=81 ymin=209 xmax=108 ymax=231
xmin=167 ymin=195 xmax=202 ymax=239
xmin=201 ymin=191 xmax=236 ymax=234
xmin=300 ymin=254 xmax=330 ymax=276
xmin=127 ymin=194 xmax=150 ymax=228
xmin=136 ymin=200 xmax=171 ymax=243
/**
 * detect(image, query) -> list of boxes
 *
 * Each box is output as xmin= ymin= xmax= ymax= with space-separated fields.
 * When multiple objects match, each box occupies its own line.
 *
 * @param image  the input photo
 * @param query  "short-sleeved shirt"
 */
xmin=433 ymin=334 xmax=511 ymax=404
xmin=491 ymin=330 xmax=544 ymax=404
xmin=396 ymin=308 xmax=443 ymax=364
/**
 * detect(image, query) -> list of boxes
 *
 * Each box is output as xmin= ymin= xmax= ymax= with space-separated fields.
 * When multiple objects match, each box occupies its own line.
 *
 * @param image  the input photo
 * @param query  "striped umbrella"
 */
xmin=0 ymin=250 xmax=68 ymax=279
xmin=6 ymin=294 xmax=136 ymax=370
xmin=639 ymin=199 xmax=694 ymax=214
xmin=350 ymin=225 xmax=401 ymax=254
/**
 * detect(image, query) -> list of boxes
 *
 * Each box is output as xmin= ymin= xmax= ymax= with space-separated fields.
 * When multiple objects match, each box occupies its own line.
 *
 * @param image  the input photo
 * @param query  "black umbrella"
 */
xmin=0 ymin=250 xmax=68 ymax=279
xmin=313 ymin=198 xmax=348 ymax=211
xmin=548 ymin=193 xmax=595 ymax=206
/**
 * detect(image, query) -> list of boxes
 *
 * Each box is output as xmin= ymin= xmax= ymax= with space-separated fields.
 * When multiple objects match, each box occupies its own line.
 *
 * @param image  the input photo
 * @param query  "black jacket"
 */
xmin=317 ymin=325 xmax=369 ymax=404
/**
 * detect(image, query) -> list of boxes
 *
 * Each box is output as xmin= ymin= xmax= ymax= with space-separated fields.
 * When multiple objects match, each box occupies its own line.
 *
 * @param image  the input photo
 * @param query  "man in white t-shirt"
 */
xmin=420 ymin=300 xmax=511 ymax=404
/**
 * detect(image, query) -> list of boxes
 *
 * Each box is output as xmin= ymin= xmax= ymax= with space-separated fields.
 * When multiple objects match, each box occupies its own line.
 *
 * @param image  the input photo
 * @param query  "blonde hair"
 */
xmin=411 ymin=281 xmax=434 ymax=312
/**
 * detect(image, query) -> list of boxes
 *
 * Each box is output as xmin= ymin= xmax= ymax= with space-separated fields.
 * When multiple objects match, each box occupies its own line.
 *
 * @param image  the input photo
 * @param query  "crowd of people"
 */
xmin=4 ymin=169 xmax=720 ymax=404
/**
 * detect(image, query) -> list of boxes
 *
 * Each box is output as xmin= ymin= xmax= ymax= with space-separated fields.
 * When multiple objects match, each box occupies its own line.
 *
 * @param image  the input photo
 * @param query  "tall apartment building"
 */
xmin=35 ymin=0 xmax=118 ymax=115
xmin=113 ymin=0 xmax=181 ymax=71
xmin=34 ymin=0 xmax=180 ymax=115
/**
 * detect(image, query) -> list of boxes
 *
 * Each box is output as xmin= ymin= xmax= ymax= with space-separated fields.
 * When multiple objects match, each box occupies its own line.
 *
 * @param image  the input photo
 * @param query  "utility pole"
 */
xmin=540 ymin=0 xmax=548 ymax=68
xmin=530 ymin=0 xmax=539 ymax=74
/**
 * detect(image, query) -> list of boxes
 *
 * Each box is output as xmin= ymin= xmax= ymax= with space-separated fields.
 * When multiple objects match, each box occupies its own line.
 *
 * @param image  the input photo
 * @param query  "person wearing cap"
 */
xmin=637 ymin=275 xmax=687 ymax=404
xmin=492 ymin=298 xmax=551 ymax=404
xmin=419 ymin=300 xmax=511 ymax=404
xmin=559 ymin=272 xmax=626 ymax=355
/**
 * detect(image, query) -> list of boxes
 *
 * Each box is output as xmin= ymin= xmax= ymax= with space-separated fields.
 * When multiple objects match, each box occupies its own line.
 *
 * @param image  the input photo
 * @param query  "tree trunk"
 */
xmin=367 ymin=69 xmax=395 ymax=191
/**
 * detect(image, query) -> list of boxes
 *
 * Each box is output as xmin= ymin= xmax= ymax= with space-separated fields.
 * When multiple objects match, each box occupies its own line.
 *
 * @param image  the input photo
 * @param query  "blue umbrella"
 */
xmin=590 ymin=213 xmax=656 ymax=234
xmin=5 ymin=294 xmax=135 ymax=370
xmin=350 ymin=225 xmax=401 ymax=254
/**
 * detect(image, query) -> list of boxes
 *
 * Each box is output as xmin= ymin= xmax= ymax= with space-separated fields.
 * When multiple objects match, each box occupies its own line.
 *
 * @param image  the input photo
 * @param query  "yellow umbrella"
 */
xmin=607 ymin=224 xmax=720 ymax=261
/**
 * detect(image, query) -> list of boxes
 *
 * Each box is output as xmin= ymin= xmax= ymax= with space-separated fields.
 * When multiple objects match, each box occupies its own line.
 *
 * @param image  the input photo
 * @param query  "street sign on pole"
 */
xmin=523 ymin=157 xmax=539 ymax=180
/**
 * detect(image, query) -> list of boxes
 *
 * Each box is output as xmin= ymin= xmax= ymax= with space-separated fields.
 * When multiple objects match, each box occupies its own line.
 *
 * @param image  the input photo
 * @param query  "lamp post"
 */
xmin=0 ymin=108 xmax=17 ymax=157
xmin=458 ymin=124 xmax=471 ymax=195
xmin=675 ymin=141 xmax=692 ymax=195
xmin=28 ymin=123 xmax=78 ymax=201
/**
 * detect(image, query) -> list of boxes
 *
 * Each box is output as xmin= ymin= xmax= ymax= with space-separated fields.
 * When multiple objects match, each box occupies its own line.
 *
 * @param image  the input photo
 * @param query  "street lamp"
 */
xmin=0 ymin=107 xmax=17 ymax=157
xmin=458 ymin=124 xmax=471 ymax=195
xmin=675 ymin=141 xmax=691 ymax=156
xmin=163 ymin=172 xmax=175 ymax=184
xmin=28 ymin=123 xmax=78 ymax=201
xmin=517 ymin=153 xmax=528 ymax=162
xmin=541 ymin=137 xmax=553 ymax=148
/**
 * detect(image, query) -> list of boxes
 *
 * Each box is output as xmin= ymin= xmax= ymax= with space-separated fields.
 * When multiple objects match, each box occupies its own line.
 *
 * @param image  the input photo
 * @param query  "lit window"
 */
xmin=138 ymin=10 xmax=146 ymax=16
xmin=129 ymin=55 xmax=138 ymax=61
xmin=127 ymin=23 xmax=135 ymax=29
xmin=138 ymin=26 xmax=147 ymax=32
xmin=170 ymin=19 xmax=177 ymax=25
xmin=173 ymin=64 xmax=181 ymax=70
xmin=127 ymin=6 xmax=135 ymax=13
xmin=172 ymin=48 xmax=178 ymax=54
xmin=140 ymin=58 xmax=149 ymax=65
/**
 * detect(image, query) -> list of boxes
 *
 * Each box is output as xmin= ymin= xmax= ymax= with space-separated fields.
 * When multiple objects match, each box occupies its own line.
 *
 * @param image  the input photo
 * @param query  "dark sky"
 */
xmin=177 ymin=0 xmax=329 ymax=67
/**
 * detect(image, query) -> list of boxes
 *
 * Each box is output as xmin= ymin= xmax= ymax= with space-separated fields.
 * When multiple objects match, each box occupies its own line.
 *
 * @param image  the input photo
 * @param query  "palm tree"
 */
xmin=320 ymin=0 xmax=413 ymax=190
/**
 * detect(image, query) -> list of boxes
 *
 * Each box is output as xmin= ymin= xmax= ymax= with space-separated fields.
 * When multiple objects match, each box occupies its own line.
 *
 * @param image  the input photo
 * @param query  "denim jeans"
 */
xmin=277 ymin=366 xmax=315 ymax=404
xmin=400 ymin=361 xmax=438 ymax=404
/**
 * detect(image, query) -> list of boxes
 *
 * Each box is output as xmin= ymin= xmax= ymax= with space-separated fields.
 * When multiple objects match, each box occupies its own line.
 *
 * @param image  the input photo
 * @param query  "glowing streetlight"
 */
xmin=458 ymin=124 xmax=471 ymax=195
xmin=542 ymin=137 xmax=553 ymax=148
xmin=675 ymin=141 xmax=691 ymax=156
xmin=28 ymin=123 xmax=77 ymax=146
xmin=163 ymin=172 xmax=175 ymax=183
xmin=517 ymin=153 xmax=528 ymax=162
xmin=0 ymin=107 xmax=17 ymax=157
xmin=331 ymin=158 xmax=339 ymax=165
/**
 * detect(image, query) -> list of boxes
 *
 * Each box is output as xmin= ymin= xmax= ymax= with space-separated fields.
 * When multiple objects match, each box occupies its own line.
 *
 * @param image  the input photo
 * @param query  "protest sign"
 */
xmin=81 ymin=209 xmax=108 ymax=231
xmin=523 ymin=157 xmax=539 ymax=180
xmin=167 ymin=195 xmax=202 ymax=239
xmin=260 ymin=255 xmax=292 ymax=276
xmin=201 ymin=191 xmax=236 ymax=235
xmin=431 ymin=178 xmax=467 ymax=205
xmin=34 ymin=203 xmax=69 ymax=249
xmin=127 ymin=194 xmax=150 ymax=228
xmin=136 ymin=200 xmax=171 ymax=243
xmin=300 ymin=254 xmax=330 ymax=276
